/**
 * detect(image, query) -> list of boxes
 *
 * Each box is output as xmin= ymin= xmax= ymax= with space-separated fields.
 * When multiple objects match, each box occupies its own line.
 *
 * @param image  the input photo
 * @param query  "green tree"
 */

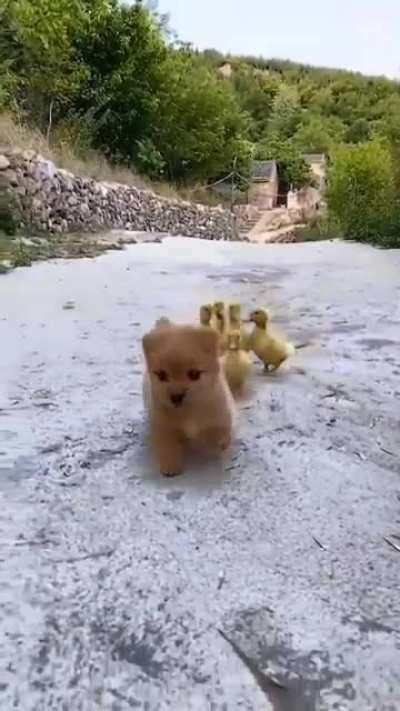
xmin=293 ymin=114 xmax=345 ymax=154
xmin=372 ymin=95 xmax=400 ymax=189
xmin=0 ymin=0 xmax=112 ymax=128
xmin=344 ymin=117 xmax=371 ymax=144
xmin=327 ymin=139 xmax=397 ymax=244
xmin=147 ymin=54 xmax=253 ymax=182
xmin=72 ymin=2 xmax=168 ymax=163
xmin=233 ymin=64 xmax=279 ymax=140
xmin=266 ymin=84 xmax=303 ymax=139
xmin=257 ymin=133 xmax=311 ymax=189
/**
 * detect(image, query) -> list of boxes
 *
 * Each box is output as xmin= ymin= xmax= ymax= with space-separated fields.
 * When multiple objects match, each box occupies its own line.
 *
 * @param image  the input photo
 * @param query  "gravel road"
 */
xmin=1 ymin=237 xmax=400 ymax=710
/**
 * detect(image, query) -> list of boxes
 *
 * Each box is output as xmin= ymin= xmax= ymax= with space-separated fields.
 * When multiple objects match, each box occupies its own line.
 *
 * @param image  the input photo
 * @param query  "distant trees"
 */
xmin=1 ymin=0 xmax=400 ymax=243
xmin=0 ymin=0 xmax=251 ymax=183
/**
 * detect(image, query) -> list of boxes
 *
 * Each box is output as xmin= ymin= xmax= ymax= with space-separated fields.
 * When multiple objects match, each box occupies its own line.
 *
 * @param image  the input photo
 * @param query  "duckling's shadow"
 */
xmin=251 ymin=364 xmax=307 ymax=386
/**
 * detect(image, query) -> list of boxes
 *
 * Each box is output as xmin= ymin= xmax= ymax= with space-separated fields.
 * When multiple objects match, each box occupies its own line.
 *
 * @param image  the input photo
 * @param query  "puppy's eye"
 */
xmin=187 ymin=369 xmax=202 ymax=381
xmin=155 ymin=370 xmax=169 ymax=382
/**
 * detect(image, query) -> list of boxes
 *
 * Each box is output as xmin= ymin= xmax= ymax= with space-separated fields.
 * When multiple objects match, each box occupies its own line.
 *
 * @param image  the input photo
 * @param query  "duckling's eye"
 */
xmin=187 ymin=369 xmax=202 ymax=381
xmin=155 ymin=370 xmax=169 ymax=382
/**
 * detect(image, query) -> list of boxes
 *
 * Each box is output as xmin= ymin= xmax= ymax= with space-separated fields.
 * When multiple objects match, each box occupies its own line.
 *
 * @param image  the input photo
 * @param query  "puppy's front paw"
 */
xmin=152 ymin=426 xmax=184 ymax=479
xmin=202 ymin=426 xmax=231 ymax=454
xmin=158 ymin=454 xmax=183 ymax=478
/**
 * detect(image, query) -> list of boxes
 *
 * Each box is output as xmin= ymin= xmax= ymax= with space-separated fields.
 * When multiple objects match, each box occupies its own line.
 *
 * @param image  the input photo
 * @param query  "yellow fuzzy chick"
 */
xmin=248 ymin=309 xmax=295 ymax=372
xmin=212 ymin=301 xmax=229 ymax=350
xmin=223 ymin=331 xmax=252 ymax=394
xmin=212 ymin=301 xmax=226 ymax=332
xmin=228 ymin=303 xmax=250 ymax=351
xmin=199 ymin=304 xmax=213 ymax=328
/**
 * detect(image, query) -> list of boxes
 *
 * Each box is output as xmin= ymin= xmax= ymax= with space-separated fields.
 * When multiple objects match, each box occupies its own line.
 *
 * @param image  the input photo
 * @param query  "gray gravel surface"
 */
xmin=1 ymin=237 xmax=400 ymax=710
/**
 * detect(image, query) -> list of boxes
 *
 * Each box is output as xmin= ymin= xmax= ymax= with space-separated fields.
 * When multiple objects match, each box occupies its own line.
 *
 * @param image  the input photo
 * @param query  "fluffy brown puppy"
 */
xmin=142 ymin=324 xmax=234 ymax=477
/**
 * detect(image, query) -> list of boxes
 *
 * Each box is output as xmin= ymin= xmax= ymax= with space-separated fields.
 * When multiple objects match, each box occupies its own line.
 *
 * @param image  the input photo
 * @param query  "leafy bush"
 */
xmin=0 ymin=188 xmax=19 ymax=236
xmin=147 ymin=53 xmax=253 ymax=183
xmin=292 ymin=115 xmax=345 ymax=154
xmin=256 ymin=133 xmax=312 ymax=189
xmin=294 ymin=215 xmax=341 ymax=242
xmin=327 ymin=140 xmax=400 ymax=247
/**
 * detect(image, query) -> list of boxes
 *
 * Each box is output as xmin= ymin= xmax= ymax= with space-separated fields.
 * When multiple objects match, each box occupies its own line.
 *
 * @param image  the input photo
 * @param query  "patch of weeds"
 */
xmin=294 ymin=214 xmax=341 ymax=242
xmin=1 ymin=225 xmax=125 ymax=272
xmin=12 ymin=240 xmax=33 ymax=267
xmin=0 ymin=189 xmax=22 ymax=270
xmin=0 ymin=188 xmax=19 ymax=237
xmin=0 ymin=229 xmax=14 ymax=272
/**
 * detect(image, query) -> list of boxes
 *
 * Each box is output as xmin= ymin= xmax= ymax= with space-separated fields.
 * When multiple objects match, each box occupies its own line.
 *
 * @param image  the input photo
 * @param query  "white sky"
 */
xmin=156 ymin=0 xmax=400 ymax=78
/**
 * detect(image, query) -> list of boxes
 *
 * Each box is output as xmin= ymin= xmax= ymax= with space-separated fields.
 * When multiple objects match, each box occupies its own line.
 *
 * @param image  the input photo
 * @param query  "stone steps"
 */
xmin=238 ymin=216 xmax=261 ymax=236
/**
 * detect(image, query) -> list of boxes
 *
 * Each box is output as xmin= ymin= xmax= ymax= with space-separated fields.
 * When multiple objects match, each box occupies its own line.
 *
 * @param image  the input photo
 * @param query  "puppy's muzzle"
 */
xmin=170 ymin=392 xmax=186 ymax=407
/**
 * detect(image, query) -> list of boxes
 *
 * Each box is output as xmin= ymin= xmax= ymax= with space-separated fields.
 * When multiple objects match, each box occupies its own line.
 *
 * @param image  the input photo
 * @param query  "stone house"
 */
xmin=304 ymin=154 xmax=326 ymax=191
xmin=248 ymin=161 xmax=279 ymax=210
xmin=287 ymin=154 xmax=326 ymax=213
xmin=287 ymin=185 xmax=321 ymax=216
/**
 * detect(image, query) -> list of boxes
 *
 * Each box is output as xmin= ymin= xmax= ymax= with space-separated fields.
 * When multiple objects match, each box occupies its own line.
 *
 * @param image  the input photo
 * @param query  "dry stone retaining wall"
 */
xmin=0 ymin=150 xmax=235 ymax=241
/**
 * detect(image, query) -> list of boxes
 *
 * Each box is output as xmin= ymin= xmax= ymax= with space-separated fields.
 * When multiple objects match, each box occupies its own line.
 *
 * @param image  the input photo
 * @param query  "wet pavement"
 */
xmin=1 ymin=237 xmax=400 ymax=710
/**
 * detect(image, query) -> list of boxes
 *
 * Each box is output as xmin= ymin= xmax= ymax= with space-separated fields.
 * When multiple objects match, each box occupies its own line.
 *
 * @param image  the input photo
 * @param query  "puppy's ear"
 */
xmin=197 ymin=326 xmax=219 ymax=358
xmin=142 ymin=329 xmax=165 ymax=363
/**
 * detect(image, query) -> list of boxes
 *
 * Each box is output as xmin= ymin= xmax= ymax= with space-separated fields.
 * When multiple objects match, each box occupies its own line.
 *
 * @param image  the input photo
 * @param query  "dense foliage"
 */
xmin=327 ymin=140 xmax=400 ymax=247
xmin=1 ymin=0 xmax=400 ymax=244
xmin=0 ymin=0 xmax=252 ymax=182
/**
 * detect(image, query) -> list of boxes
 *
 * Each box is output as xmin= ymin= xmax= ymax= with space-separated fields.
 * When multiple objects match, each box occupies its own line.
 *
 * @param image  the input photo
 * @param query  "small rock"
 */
xmin=22 ymin=149 xmax=36 ymax=162
xmin=80 ymin=203 xmax=90 ymax=216
xmin=2 ymin=169 xmax=18 ymax=186
xmin=0 ymin=155 xmax=10 ymax=170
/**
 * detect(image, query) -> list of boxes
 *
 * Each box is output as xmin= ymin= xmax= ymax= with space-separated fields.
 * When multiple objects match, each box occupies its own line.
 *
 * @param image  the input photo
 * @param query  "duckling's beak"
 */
xmin=241 ymin=318 xmax=252 ymax=324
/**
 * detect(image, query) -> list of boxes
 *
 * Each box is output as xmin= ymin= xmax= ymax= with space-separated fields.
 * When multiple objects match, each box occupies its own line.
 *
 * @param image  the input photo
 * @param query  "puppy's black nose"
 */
xmin=170 ymin=392 xmax=185 ymax=407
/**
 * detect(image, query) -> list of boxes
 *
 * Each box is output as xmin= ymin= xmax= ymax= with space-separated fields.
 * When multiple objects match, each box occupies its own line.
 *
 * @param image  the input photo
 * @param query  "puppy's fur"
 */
xmin=142 ymin=324 xmax=234 ymax=476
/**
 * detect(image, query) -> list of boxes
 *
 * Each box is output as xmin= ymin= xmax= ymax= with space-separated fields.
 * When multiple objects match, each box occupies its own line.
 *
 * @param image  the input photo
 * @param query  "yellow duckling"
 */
xmin=223 ymin=331 xmax=252 ymax=395
xmin=212 ymin=301 xmax=225 ymax=331
xmin=199 ymin=304 xmax=213 ymax=328
xmin=228 ymin=303 xmax=250 ymax=351
xmin=248 ymin=309 xmax=295 ymax=372
xmin=212 ymin=301 xmax=229 ymax=350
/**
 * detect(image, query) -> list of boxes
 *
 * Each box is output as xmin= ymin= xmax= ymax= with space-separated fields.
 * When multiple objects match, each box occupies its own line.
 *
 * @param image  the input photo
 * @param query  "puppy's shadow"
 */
xmin=128 ymin=437 xmax=232 ymax=495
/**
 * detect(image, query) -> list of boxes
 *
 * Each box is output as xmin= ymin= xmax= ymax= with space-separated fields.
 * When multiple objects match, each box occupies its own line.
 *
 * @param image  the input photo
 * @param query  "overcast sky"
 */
xmin=156 ymin=0 xmax=400 ymax=78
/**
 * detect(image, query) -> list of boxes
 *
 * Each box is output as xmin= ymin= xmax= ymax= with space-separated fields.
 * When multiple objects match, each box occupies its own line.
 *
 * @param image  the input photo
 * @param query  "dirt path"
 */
xmin=1 ymin=238 xmax=400 ymax=710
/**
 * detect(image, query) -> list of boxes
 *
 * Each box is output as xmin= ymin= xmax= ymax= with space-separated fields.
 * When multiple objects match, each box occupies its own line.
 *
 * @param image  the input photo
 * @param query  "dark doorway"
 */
xmin=277 ymin=174 xmax=289 ymax=207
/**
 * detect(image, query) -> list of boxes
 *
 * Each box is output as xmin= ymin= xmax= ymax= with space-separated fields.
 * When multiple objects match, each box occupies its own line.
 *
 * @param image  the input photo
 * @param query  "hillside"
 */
xmin=204 ymin=51 xmax=400 ymax=157
xmin=1 ymin=0 xmax=400 ymax=246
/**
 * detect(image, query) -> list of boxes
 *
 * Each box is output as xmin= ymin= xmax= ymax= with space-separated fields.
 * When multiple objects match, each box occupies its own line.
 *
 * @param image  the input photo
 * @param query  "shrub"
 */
xmin=294 ymin=214 xmax=341 ymax=242
xmin=327 ymin=140 xmax=400 ymax=247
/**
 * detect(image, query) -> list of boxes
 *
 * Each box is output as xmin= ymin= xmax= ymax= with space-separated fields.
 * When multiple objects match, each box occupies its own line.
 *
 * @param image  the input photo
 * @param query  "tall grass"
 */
xmin=0 ymin=113 xmax=204 ymax=202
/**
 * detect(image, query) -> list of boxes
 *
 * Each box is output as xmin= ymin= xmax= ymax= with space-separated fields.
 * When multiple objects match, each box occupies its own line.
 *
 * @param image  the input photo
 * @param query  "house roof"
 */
xmin=251 ymin=160 xmax=277 ymax=182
